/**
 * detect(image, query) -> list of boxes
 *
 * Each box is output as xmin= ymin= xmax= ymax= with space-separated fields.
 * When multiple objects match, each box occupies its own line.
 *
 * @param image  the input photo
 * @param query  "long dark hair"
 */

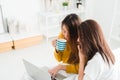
xmin=62 ymin=14 xmax=81 ymax=64
xmin=77 ymin=19 xmax=115 ymax=66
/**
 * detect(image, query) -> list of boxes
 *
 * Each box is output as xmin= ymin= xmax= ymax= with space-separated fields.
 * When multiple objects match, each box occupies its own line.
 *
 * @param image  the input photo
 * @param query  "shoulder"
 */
xmin=87 ymin=52 xmax=103 ymax=65
xmin=84 ymin=52 xmax=104 ymax=79
xmin=85 ymin=52 xmax=103 ymax=70
xmin=84 ymin=52 xmax=116 ymax=80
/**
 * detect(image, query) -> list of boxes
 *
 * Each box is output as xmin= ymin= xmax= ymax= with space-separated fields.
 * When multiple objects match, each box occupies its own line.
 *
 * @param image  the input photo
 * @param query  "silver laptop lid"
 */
xmin=23 ymin=59 xmax=51 ymax=80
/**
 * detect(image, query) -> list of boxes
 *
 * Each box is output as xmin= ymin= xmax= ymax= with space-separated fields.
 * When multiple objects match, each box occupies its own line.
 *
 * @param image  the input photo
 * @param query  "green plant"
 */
xmin=62 ymin=2 xmax=69 ymax=6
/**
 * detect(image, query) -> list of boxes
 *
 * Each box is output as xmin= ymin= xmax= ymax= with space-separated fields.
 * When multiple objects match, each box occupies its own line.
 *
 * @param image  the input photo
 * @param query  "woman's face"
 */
xmin=62 ymin=25 xmax=69 ymax=41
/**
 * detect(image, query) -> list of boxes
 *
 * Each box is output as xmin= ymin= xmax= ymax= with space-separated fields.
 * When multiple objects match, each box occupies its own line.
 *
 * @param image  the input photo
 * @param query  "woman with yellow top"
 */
xmin=48 ymin=14 xmax=82 ymax=77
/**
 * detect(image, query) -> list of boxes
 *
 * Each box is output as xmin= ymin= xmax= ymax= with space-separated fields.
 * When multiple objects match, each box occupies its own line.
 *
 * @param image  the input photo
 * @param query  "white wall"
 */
xmin=86 ymin=0 xmax=116 ymax=41
xmin=0 ymin=0 xmax=44 ymax=33
xmin=0 ymin=0 xmax=116 ymax=39
xmin=85 ymin=0 xmax=94 ymax=19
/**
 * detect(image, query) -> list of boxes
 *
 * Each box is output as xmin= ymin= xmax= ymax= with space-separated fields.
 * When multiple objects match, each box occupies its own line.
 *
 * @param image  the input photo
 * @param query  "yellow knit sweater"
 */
xmin=54 ymin=33 xmax=79 ymax=74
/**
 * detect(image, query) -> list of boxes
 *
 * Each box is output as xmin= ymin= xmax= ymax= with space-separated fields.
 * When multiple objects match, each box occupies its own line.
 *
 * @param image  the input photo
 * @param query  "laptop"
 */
xmin=23 ymin=59 xmax=67 ymax=80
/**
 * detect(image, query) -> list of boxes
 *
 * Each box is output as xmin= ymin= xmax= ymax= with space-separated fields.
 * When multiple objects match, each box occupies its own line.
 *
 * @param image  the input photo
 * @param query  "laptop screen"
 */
xmin=23 ymin=59 xmax=66 ymax=80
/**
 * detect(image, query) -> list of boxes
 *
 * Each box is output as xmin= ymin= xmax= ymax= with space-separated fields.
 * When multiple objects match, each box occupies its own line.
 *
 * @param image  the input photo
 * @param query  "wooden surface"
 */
xmin=13 ymin=35 xmax=43 ymax=49
xmin=0 ymin=41 xmax=13 ymax=53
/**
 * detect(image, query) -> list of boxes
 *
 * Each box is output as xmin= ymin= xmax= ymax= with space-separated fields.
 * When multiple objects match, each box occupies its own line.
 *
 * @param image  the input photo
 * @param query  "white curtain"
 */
xmin=0 ymin=5 xmax=4 ymax=33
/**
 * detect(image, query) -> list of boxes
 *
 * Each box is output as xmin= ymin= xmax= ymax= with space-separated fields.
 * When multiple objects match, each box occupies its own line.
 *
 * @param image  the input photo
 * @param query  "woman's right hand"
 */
xmin=48 ymin=65 xmax=60 ymax=78
xmin=48 ymin=64 xmax=66 ymax=78
xmin=52 ymin=39 xmax=57 ymax=47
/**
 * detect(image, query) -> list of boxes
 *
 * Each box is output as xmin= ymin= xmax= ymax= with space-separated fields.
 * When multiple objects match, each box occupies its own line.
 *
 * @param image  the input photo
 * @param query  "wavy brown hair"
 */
xmin=61 ymin=14 xmax=81 ymax=64
xmin=77 ymin=19 xmax=115 ymax=66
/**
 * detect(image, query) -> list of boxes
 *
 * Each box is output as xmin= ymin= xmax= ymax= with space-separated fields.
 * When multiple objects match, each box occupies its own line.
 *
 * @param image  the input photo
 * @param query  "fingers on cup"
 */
xmin=56 ymin=39 xmax=67 ymax=51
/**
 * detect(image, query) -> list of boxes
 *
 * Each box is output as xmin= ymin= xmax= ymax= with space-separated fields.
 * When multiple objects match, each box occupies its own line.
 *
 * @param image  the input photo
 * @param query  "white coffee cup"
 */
xmin=56 ymin=39 xmax=67 ymax=51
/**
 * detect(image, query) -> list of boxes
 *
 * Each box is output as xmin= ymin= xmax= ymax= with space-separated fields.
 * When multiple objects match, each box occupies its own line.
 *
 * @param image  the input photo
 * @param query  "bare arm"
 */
xmin=48 ymin=64 xmax=66 ymax=78
xmin=48 ymin=63 xmax=79 ymax=78
xmin=78 ymin=45 xmax=86 ymax=80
